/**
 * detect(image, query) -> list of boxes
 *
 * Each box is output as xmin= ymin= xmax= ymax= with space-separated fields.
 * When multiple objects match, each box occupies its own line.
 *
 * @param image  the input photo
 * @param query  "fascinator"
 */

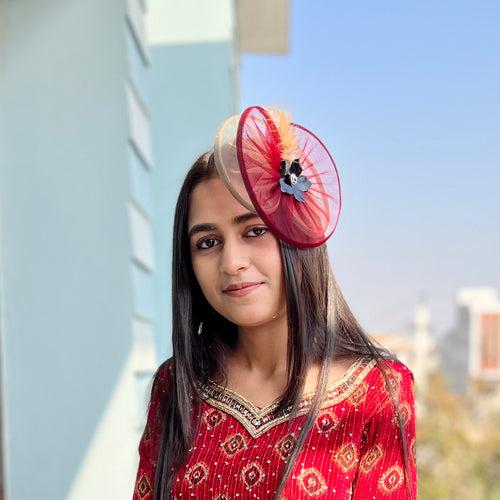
xmin=213 ymin=105 xmax=341 ymax=249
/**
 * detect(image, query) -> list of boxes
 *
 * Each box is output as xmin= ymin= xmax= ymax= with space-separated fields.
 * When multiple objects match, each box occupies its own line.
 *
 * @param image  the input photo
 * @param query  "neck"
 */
xmin=230 ymin=307 xmax=288 ymax=381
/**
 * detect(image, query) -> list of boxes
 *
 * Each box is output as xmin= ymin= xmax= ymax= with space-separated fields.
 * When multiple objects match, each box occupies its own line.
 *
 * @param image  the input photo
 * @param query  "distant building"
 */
xmin=440 ymin=287 xmax=500 ymax=411
xmin=371 ymin=301 xmax=439 ymax=417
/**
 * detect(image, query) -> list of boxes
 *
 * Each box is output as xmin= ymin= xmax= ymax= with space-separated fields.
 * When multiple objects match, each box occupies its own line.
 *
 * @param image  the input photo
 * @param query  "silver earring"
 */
xmin=197 ymin=321 xmax=203 ymax=336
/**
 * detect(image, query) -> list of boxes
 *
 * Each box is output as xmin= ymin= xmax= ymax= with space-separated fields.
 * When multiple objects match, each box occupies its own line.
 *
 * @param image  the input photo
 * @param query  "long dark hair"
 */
xmin=152 ymin=151 xmax=415 ymax=500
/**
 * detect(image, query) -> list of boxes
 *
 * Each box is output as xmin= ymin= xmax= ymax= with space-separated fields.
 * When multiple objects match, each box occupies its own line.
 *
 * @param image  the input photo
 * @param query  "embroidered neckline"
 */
xmin=206 ymin=356 xmax=368 ymax=410
xmin=196 ymin=356 xmax=377 ymax=438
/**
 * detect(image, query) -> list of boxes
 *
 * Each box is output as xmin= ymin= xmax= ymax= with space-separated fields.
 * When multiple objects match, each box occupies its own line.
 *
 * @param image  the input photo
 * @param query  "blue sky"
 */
xmin=239 ymin=1 xmax=500 ymax=336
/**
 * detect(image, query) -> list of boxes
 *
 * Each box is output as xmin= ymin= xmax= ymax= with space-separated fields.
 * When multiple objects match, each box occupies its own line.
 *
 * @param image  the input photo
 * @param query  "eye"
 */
xmin=196 ymin=237 xmax=220 ymax=250
xmin=245 ymin=226 xmax=268 ymax=237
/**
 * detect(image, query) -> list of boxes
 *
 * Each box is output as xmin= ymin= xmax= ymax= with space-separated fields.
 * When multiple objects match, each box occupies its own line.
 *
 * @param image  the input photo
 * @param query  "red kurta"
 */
xmin=133 ymin=356 xmax=417 ymax=499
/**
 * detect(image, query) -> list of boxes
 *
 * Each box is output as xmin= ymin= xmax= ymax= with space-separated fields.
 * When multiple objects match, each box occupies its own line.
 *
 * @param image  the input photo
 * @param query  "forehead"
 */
xmin=188 ymin=176 xmax=258 ymax=225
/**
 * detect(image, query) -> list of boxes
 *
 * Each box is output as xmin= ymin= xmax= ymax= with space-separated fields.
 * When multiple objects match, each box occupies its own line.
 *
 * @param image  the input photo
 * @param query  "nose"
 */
xmin=219 ymin=236 xmax=250 ymax=275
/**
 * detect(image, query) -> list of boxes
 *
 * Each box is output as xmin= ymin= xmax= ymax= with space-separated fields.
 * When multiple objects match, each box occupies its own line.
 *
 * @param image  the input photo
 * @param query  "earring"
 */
xmin=197 ymin=321 xmax=203 ymax=336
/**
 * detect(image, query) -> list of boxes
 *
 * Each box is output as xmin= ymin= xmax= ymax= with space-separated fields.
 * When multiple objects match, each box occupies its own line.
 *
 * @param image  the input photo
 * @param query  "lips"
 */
xmin=223 ymin=281 xmax=263 ymax=292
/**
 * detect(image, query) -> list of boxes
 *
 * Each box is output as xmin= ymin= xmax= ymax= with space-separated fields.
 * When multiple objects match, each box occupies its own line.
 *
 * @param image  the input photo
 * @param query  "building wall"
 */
xmin=479 ymin=312 xmax=500 ymax=373
xmin=149 ymin=41 xmax=238 ymax=359
xmin=441 ymin=287 xmax=500 ymax=394
xmin=0 ymin=0 xmax=239 ymax=498
xmin=148 ymin=0 xmax=235 ymax=45
xmin=148 ymin=0 xmax=239 ymax=361
xmin=66 ymin=0 xmax=242 ymax=495
xmin=440 ymin=306 xmax=470 ymax=393
xmin=0 ymin=1 xmax=136 ymax=499
xmin=68 ymin=1 xmax=160 ymax=498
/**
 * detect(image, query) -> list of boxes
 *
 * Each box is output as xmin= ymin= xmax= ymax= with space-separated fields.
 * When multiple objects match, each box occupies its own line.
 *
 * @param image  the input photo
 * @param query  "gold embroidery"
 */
xmin=296 ymin=467 xmax=328 ymax=496
xmin=220 ymin=433 xmax=248 ymax=458
xmin=136 ymin=474 xmax=152 ymax=498
xmin=333 ymin=442 xmax=358 ymax=472
xmin=196 ymin=356 xmax=377 ymax=439
xmin=275 ymin=432 xmax=297 ymax=462
xmin=202 ymin=407 xmax=227 ymax=429
xmin=378 ymin=464 xmax=404 ymax=493
xmin=359 ymin=444 xmax=384 ymax=474
xmin=315 ymin=408 xmax=340 ymax=434
xmin=348 ymin=380 xmax=367 ymax=407
xmin=184 ymin=461 xmax=209 ymax=488
xmin=384 ymin=368 xmax=403 ymax=400
xmin=240 ymin=461 xmax=265 ymax=490
xmin=391 ymin=401 xmax=412 ymax=427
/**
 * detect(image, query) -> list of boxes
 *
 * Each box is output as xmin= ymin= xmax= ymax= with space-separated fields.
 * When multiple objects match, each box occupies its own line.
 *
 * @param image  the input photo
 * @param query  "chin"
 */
xmin=230 ymin=312 xmax=276 ymax=328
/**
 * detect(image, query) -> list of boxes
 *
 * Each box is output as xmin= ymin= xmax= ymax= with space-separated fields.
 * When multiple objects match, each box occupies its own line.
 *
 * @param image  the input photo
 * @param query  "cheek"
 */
xmin=192 ymin=256 xmax=218 ymax=300
xmin=259 ymin=240 xmax=284 ymax=289
xmin=267 ymin=240 xmax=283 ymax=274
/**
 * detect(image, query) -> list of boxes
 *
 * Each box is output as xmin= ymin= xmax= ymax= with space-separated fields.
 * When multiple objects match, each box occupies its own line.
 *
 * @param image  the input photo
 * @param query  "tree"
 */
xmin=417 ymin=371 xmax=500 ymax=499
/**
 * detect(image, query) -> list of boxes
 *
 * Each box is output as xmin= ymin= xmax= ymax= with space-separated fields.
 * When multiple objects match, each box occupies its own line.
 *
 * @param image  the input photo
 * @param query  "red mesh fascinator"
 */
xmin=213 ymin=106 xmax=341 ymax=248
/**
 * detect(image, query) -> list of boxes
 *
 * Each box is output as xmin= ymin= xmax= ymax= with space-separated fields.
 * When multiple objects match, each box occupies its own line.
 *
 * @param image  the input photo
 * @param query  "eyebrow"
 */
xmin=188 ymin=212 xmax=261 ymax=240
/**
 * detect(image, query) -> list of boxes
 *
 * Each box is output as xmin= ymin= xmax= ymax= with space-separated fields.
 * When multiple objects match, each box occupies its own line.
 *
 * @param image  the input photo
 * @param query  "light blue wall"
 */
xmin=149 ymin=42 xmax=238 ymax=359
xmin=0 ymin=3 xmax=240 ymax=498
xmin=0 ymin=1 xmax=134 ymax=499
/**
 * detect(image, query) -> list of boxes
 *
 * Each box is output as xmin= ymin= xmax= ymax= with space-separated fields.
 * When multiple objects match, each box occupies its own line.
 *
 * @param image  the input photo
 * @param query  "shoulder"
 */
xmin=363 ymin=357 xmax=415 ymax=412
xmin=151 ymin=356 xmax=174 ymax=400
xmin=160 ymin=356 xmax=174 ymax=378
xmin=367 ymin=356 xmax=414 ymax=387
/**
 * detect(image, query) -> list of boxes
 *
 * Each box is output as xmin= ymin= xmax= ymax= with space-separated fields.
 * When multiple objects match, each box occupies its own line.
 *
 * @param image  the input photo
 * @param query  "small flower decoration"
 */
xmin=278 ymin=158 xmax=312 ymax=202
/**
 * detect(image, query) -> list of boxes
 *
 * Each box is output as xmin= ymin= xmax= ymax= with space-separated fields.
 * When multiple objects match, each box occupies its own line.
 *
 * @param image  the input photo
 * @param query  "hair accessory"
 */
xmin=214 ymin=105 xmax=341 ymax=248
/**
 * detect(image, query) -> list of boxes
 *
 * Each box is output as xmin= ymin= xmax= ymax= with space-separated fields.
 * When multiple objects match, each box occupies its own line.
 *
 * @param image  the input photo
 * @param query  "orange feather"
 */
xmin=270 ymin=108 xmax=300 ymax=161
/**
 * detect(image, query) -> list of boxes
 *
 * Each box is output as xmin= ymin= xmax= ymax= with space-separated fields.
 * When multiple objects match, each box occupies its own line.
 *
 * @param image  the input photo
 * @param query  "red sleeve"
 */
xmin=351 ymin=363 xmax=417 ymax=500
xmin=132 ymin=360 xmax=173 ymax=500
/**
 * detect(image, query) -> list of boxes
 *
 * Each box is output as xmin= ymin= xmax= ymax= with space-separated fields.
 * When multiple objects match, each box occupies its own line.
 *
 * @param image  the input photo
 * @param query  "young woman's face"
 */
xmin=188 ymin=176 xmax=286 ymax=327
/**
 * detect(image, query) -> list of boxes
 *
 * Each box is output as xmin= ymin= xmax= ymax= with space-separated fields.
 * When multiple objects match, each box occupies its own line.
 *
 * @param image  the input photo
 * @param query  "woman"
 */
xmin=133 ymin=106 xmax=417 ymax=500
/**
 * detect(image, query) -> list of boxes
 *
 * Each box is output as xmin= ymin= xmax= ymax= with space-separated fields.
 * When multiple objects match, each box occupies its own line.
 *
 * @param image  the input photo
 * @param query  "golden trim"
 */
xmin=196 ymin=356 xmax=377 ymax=439
xmin=206 ymin=355 xmax=367 ymax=410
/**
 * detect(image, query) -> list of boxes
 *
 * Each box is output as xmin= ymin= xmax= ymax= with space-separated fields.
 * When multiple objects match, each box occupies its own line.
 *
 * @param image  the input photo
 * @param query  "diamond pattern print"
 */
xmin=333 ymin=442 xmax=358 ymax=473
xmin=131 ymin=357 xmax=416 ymax=499
xmin=348 ymin=381 xmax=367 ymax=407
xmin=136 ymin=474 xmax=152 ymax=498
xmin=275 ymin=432 xmax=297 ymax=462
xmin=203 ymin=407 xmax=227 ymax=429
xmin=378 ymin=464 xmax=404 ymax=493
xmin=360 ymin=444 xmax=384 ymax=474
xmin=240 ymin=462 xmax=265 ymax=490
xmin=315 ymin=409 xmax=340 ymax=434
xmin=220 ymin=433 xmax=248 ymax=458
xmin=297 ymin=467 xmax=327 ymax=496
xmin=184 ymin=462 xmax=209 ymax=488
